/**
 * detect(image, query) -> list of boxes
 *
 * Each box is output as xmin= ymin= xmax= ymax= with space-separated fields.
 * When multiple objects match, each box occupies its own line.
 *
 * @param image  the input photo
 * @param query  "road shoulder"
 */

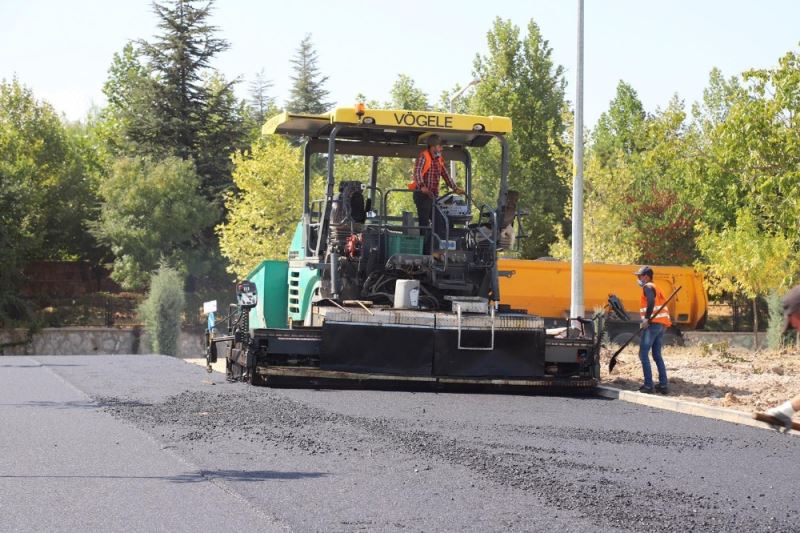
xmin=598 ymin=384 xmax=799 ymax=436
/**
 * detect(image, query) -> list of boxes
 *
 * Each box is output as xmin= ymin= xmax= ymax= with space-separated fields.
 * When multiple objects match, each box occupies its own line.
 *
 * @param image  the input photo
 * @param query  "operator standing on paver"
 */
xmin=412 ymin=134 xmax=465 ymax=251
xmin=635 ymin=266 xmax=671 ymax=394
xmin=765 ymin=285 xmax=800 ymax=429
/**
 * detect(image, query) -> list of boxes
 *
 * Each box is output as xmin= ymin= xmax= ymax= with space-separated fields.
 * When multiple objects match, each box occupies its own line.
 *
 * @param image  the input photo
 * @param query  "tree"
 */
xmin=100 ymin=1 xmax=248 ymax=200
xmin=139 ymin=264 xmax=185 ymax=356
xmin=621 ymin=97 xmax=703 ymax=264
xmin=696 ymin=209 xmax=796 ymax=346
xmin=436 ymin=83 xmax=475 ymax=114
xmin=195 ymin=72 xmax=250 ymax=201
xmin=0 ymin=80 xmax=101 ymax=262
xmin=286 ymin=34 xmax=332 ymax=114
xmin=470 ymin=18 xmax=569 ymax=258
xmin=592 ymin=81 xmax=647 ymax=164
xmin=50 ymin=121 xmax=107 ymax=262
xmin=92 ymin=156 xmax=217 ymax=290
xmin=687 ymin=51 xmax=800 ymax=345
xmin=0 ymin=80 xmax=47 ymax=314
xmin=549 ymin=155 xmax=640 ymax=264
xmin=217 ymin=137 xmax=306 ymax=277
xmin=550 ymin=81 xmax=645 ymax=263
xmin=95 ymin=1 xmax=249 ymax=291
xmin=0 ymin=79 xmax=105 ymax=321
xmin=100 ymin=42 xmax=154 ymax=157
xmin=248 ymin=68 xmax=276 ymax=125
xmin=138 ymin=0 xmax=229 ymax=158
xmin=551 ymin=87 xmax=701 ymax=265
xmin=388 ymin=74 xmax=429 ymax=110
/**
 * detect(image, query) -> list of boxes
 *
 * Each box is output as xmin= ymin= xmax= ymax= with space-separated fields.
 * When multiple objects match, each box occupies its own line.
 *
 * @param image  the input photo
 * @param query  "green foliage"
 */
xmin=217 ymin=137 xmax=306 ymax=277
xmin=622 ymin=98 xmax=703 ymax=264
xmin=551 ymin=86 xmax=702 ymax=265
xmin=435 ymin=83 xmax=475 ymax=114
xmin=196 ymin=72 xmax=250 ymax=200
xmin=0 ymin=79 xmax=101 ymax=260
xmin=92 ymin=156 xmax=217 ymax=289
xmin=286 ymin=34 xmax=331 ymax=114
xmin=696 ymin=208 xmax=795 ymax=299
xmin=100 ymin=1 xmax=249 ymax=200
xmin=592 ymin=81 xmax=647 ymax=164
xmin=0 ymin=78 xmax=103 ymax=318
xmin=92 ymin=1 xmax=248 ymax=293
xmin=470 ymin=18 xmax=569 ymax=258
xmin=100 ymin=42 xmax=153 ymax=157
xmin=549 ymin=84 xmax=642 ymax=263
xmin=703 ymin=53 xmax=800 ymax=239
xmin=139 ymin=265 xmax=185 ymax=356
xmin=388 ymin=74 xmax=429 ymax=110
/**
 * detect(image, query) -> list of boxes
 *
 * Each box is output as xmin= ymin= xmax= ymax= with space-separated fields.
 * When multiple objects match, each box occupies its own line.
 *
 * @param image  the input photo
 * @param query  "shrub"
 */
xmin=139 ymin=265 xmax=185 ymax=356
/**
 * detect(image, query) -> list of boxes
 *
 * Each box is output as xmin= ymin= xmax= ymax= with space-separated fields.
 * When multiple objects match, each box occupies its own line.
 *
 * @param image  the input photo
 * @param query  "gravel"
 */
xmin=98 ymin=381 xmax=800 ymax=532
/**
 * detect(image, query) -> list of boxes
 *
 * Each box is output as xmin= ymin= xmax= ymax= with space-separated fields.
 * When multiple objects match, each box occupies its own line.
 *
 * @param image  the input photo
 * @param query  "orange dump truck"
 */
xmin=497 ymin=259 xmax=708 ymax=345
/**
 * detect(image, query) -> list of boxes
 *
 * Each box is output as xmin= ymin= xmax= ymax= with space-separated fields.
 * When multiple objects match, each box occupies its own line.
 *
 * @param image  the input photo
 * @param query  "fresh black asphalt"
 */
xmin=1 ymin=354 xmax=798 ymax=532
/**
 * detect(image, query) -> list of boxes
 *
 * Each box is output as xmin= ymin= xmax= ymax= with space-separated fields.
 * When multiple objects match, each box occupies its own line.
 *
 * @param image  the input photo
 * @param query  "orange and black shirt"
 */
xmin=413 ymin=149 xmax=457 ymax=196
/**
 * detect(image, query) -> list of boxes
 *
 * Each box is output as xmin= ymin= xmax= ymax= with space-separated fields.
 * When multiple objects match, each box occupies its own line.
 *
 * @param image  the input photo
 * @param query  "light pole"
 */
xmin=448 ymin=78 xmax=481 ymax=181
xmin=570 ymin=0 xmax=585 ymax=328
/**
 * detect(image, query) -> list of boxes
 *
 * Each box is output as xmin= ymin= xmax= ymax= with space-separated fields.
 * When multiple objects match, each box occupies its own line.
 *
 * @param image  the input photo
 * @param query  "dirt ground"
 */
xmin=603 ymin=341 xmax=800 ymax=413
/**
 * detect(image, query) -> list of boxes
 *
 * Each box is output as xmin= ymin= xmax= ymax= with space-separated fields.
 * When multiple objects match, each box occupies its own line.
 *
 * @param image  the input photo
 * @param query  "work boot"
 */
xmin=766 ymin=403 xmax=796 ymax=431
xmin=655 ymin=384 xmax=669 ymax=395
xmin=638 ymin=385 xmax=654 ymax=394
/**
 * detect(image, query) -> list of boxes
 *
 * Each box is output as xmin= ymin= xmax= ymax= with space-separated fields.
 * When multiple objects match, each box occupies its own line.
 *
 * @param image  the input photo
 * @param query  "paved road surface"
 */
xmin=1 ymin=355 xmax=799 ymax=532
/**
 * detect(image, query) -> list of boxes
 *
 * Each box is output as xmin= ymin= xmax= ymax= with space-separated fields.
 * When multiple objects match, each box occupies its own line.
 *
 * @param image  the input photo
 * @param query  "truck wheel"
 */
xmin=611 ymin=332 xmax=636 ymax=347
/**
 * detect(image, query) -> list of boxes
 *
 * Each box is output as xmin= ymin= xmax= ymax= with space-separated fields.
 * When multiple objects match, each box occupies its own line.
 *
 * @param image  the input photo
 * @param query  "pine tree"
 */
xmin=138 ymin=0 xmax=229 ymax=157
xmin=286 ymin=34 xmax=332 ymax=114
xmin=128 ymin=0 xmax=247 ymax=198
xmin=249 ymin=68 xmax=275 ymax=125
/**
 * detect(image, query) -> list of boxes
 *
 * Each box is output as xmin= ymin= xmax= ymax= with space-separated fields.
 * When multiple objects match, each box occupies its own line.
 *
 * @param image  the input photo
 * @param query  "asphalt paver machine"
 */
xmin=208 ymin=106 xmax=601 ymax=389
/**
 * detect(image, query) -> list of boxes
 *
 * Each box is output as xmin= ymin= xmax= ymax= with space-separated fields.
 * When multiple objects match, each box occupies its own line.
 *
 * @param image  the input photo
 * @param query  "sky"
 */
xmin=1 ymin=0 xmax=799 ymax=129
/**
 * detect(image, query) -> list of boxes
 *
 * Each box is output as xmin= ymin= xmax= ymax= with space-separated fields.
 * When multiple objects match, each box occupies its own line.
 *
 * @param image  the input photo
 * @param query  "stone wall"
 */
xmin=0 ymin=327 xmax=205 ymax=357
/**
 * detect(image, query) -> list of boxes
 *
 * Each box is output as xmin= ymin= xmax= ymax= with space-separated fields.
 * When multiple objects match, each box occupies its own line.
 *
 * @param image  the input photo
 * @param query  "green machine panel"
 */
xmin=246 ymin=260 xmax=289 ymax=329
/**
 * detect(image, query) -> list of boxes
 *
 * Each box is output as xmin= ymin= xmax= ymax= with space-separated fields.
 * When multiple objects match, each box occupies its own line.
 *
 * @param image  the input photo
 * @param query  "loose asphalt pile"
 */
xmin=75 ymin=356 xmax=798 ymax=532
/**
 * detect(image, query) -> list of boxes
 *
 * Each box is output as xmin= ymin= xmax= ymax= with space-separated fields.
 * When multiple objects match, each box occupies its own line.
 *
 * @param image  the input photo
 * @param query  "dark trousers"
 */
xmin=413 ymin=191 xmax=445 ymax=253
xmin=639 ymin=323 xmax=668 ymax=388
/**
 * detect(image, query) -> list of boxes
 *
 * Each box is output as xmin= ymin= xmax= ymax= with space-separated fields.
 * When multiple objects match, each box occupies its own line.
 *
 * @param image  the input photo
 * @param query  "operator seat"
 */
xmin=331 ymin=181 xmax=367 ymax=224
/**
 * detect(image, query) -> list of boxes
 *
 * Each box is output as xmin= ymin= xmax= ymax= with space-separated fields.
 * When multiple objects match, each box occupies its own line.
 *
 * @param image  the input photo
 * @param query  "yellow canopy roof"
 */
xmin=263 ymin=106 xmax=512 ymax=147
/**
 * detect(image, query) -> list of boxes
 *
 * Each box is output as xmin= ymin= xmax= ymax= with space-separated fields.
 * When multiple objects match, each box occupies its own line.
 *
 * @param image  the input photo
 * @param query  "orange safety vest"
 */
xmin=640 ymin=282 xmax=672 ymax=327
xmin=407 ymin=149 xmax=446 ymax=190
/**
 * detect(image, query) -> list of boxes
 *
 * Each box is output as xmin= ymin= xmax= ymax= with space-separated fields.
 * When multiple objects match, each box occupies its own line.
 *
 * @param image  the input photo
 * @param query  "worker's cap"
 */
xmin=634 ymin=265 xmax=654 ymax=277
xmin=781 ymin=285 xmax=800 ymax=333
